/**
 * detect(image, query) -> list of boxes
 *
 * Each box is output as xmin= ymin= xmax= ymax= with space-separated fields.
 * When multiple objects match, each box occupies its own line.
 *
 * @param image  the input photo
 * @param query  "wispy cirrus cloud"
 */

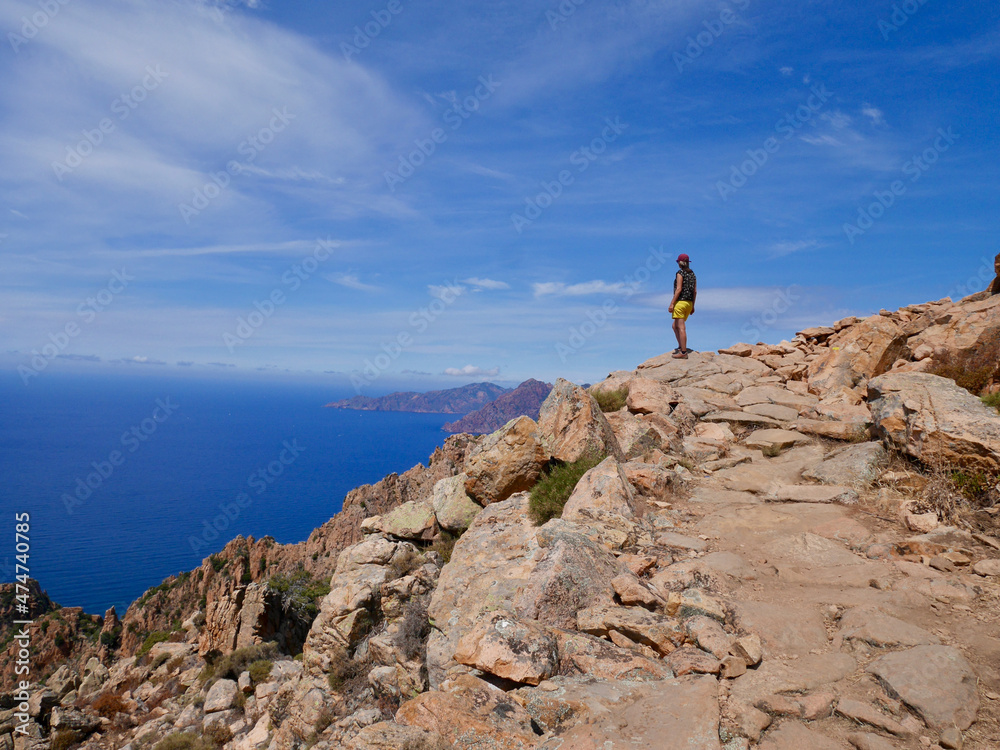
xmin=328 ymin=273 xmax=380 ymax=292
xmin=532 ymin=280 xmax=629 ymax=297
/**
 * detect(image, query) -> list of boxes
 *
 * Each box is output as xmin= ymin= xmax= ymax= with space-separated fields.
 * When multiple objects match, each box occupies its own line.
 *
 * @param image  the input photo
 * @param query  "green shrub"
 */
xmin=152 ymin=732 xmax=214 ymax=750
xmin=268 ymin=568 xmax=331 ymax=620
xmin=137 ymin=631 xmax=172 ymax=656
xmin=528 ymin=454 xmax=604 ymax=526
xmin=982 ymin=392 xmax=1000 ymax=412
xmin=591 ymin=387 xmax=628 ymax=413
xmin=203 ymin=642 xmax=279 ymax=682
xmin=248 ymin=659 xmax=273 ymax=684
xmin=209 ymin=555 xmax=226 ymax=573
xmin=431 ymin=529 xmax=459 ymax=563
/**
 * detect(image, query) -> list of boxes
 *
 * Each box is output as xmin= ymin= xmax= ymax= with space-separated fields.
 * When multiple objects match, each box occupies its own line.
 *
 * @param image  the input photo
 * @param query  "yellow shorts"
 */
xmin=672 ymin=301 xmax=693 ymax=320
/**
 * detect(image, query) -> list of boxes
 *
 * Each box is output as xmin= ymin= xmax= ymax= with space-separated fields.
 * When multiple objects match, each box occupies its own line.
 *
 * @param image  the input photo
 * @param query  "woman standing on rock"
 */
xmin=669 ymin=253 xmax=697 ymax=359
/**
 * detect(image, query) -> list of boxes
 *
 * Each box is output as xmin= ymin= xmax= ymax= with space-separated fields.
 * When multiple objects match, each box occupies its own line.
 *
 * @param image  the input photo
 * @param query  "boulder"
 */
xmin=801 ymin=442 xmax=886 ymax=487
xmin=463 ymin=416 xmax=550 ymax=504
xmin=867 ymin=645 xmax=979 ymax=730
xmin=78 ymin=657 xmax=109 ymax=698
xmin=395 ymin=674 xmax=539 ymax=749
xmin=204 ymin=678 xmax=240 ymax=713
xmin=807 ymin=315 xmax=909 ymax=392
xmin=348 ymin=722 xmax=449 ymax=750
xmin=868 ymin=372 xmax=1000 ymax=470
xmin=48 ymin=707 xmax=100 ymax=734
xmin=454 ymin=612 xmax=559 ymax=685
xmin=426 ymin=494 xmax=624 ymax=687
xmin=538 ymin=378 xmax=624 ymax=462
xmin=553 ymin=629 xmax=672 ymax=681
xmin=429 ymin=474 xmax=481 ymax=532
xmin=910 ymin=290 xmax=1000 ymax=358
xmin=625 ymin=378 xmax=681 ymax=415
xmin=562 ymin=457 xmax=636 ymax=524
xmin=604 ymin=410 xmax=664 ymax=459
xmin=45 ymin=665 xmax=80 ymax=699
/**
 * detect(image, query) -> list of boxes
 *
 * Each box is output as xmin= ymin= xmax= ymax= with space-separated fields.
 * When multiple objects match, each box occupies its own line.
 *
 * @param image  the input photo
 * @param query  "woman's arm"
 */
xmin=668 ymin=271 xmax=682 ymax=312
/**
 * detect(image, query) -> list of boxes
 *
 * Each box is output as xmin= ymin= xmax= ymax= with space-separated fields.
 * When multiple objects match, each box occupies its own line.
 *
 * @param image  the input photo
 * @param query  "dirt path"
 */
xmin=664 ymin=443 xmax=1000 ymax=749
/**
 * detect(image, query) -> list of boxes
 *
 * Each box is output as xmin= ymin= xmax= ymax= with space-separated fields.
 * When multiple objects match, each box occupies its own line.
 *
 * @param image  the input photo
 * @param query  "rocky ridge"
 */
xmin=3 ymin=282 xmax=1000 ymax=750
xmin=442 ymin=379 xmax=553 ymax=435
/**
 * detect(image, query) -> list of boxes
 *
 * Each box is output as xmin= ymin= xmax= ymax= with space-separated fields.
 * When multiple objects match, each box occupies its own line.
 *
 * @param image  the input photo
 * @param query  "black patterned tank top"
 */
xmin=677 ymin=267 xmax=696 ymax=302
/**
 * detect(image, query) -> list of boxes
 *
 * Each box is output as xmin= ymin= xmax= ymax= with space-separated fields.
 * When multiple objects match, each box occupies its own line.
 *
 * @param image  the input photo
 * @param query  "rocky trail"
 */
xmin=2 ymin=285 xmax=999 ymax=750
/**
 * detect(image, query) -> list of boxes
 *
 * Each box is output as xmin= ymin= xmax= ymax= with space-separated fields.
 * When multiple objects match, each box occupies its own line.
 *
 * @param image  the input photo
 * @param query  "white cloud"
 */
xmin=532 ymin=280 xmax=628 ymax=297
xmin=800 ymin=134 xmax=842 ymax=147
xmin=767 ymin=240 xmax=819 ymax=258
xmin=462 ymin=277 xmax=510 ymax=290
xmin=327 ymin=273 xmax=380 ymax=292
xmin=779 ymin=66 xmax=794 ymax=76
xmin=862 ymin=106 xmax=886 ymax=126
xmin=443 ymin=364 xmax=500 ymax=377
xmin=643 ymin=287 xmax=807 ymax=314
xmin=821 ymin=111 xmax=853 ymax=130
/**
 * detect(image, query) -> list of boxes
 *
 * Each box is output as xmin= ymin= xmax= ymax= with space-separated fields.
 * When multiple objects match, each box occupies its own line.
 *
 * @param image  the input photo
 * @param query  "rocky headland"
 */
xmin=324 ymin=383 xmax=508 ymax=414
xmin=3 ymin=273 xmax=1000 ymax=750
xmin=442 ymin=379 xmax=553 ymax=435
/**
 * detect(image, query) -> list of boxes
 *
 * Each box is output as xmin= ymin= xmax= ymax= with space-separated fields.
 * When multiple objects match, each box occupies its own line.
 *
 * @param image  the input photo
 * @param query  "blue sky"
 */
xmin=1 ymin=0 xmax=997 ymax=392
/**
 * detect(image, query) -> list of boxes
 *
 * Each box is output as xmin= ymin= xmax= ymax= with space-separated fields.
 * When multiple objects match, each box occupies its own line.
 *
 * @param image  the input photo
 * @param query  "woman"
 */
xmin=668 ymin=253 xmax=696 ymax=359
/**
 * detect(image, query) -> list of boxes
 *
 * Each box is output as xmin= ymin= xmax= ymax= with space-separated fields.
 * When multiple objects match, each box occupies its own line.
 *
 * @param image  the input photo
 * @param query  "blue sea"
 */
xmin=0 ymin=371 xmax=454 ymax=616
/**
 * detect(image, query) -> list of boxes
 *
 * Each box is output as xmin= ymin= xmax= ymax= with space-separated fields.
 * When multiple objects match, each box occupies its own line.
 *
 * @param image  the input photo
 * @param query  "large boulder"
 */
xmin=807 ymin=315 xmax=909 ymax=393
xmin=430 ymin=474 xmax=481 ymax=532
xmin=561 ymin=457 xmax=637 ymax=524
xmin=454 ymin=611 xmax=559 ymax=685
xmin=426 ymin=494 xmax=625 ymax=687
xmin=378 ymin=500 xmax=438 ymax=541
xmin=868 ymin=372 xmax=1000 ymax=470
xmin=625 ymin=378 xmax=682 ymax=415
xmin=909 ymin=290 xmax=1000 ymax=358
xmin=463 ymin=416 xmax=550 ymax=504
xmin=537 ymin=378 xmax=624 ymax=462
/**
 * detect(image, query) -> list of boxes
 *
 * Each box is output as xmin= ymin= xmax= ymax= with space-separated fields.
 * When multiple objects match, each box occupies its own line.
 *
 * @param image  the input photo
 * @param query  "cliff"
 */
xmin=442 ymin=378 xmax=552 ymax=434
xmin=3 ymin=271 xmax=999 ymax=750
xmin=324 ymin=382 xmax=508 ymax=413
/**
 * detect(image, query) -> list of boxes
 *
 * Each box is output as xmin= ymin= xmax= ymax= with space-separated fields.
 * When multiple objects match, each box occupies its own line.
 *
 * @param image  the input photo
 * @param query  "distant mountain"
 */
xmin=443 ymin=379 xmax=553 ymax=434
xmin=324 ymin=382 xmax=509 ymax=413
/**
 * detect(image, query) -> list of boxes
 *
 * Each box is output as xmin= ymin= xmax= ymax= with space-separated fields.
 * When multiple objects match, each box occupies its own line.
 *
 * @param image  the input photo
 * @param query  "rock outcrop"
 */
xmin=868 ymin=372 xmax=1000 ymax=470
xmin=5 ymin=273 xmax=1000 ymax=750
